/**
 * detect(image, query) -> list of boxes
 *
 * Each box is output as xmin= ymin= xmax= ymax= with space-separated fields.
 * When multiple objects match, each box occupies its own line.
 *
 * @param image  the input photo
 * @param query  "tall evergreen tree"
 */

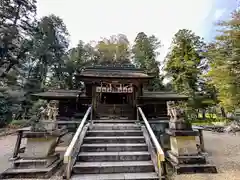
xmin=0 ymin=0 xmax=37 ymax=78
xmin=27 ymin=15 xmax=69 ymax=89
xmin=164 ymin=29 xmax=212 ymax=117
xmin=164 ymin=29 xmax=205 ymax=95
xmin=206 ymin=10 xmax=240 ymax=111
xmin=132 ymin=32 xmax=164 ymax=91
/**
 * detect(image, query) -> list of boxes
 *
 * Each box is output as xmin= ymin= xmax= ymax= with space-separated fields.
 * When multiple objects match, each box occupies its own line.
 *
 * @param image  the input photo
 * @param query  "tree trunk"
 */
xmin=220 ymin=107 xmax=226 ymax=117
xmin=202 ymin=109 xmax=206 ymax=119
xmin=197 ymin=109 xmax=200 ymax=119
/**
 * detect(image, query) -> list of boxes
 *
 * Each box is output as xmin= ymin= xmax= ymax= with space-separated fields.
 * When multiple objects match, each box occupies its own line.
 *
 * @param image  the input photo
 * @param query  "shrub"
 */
xmin=8 ymin=119 xmax=31 ymax=129
xmin=189 ymin=116 xmax=231 ymax=126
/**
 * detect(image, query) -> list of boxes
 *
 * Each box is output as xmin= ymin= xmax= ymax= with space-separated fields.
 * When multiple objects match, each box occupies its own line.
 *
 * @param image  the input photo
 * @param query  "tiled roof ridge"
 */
xmin=83 ymin=64 xmax=144 ymax=72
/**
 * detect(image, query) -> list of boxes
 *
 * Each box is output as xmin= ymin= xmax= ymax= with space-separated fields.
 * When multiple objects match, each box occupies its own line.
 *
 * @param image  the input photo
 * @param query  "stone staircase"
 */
xmin=70 ymin=118 xmax=161 ymax=180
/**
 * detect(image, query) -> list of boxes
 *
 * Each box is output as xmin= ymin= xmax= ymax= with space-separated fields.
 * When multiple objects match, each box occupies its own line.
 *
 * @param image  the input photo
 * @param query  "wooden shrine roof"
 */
xmin=32 ymin=89 xmax=84 ymax=100
xmin=139 ymin=91 xmax=188 ymax=101
xmin=76 ymin=64 xmax=153 ymax=79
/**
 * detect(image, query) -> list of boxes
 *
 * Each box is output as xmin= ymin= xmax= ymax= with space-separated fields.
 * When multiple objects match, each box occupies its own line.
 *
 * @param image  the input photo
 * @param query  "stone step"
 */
xmin=176 ymin=163 xmax=218 ymax=174
xmin=73 ymin=161 xmax=155 ymax=174
xmin=13 ymin=156 xmax=58 ymax=168
xmin=93 ymin=120 xmax=137 ymax=123
xmin=78 ymin=151 xmax=151 ymax=162
xmin=91 ymin=124 xmax=141 ymax=130
xmin=0 ymin=158 xmax=61 ymax=179
xmin=84 ymin=136 xmax=145 ymax=144
xmin=87 ymin=130 xmax=143 ymax=136
xmin=148 ymin=117 xmax=169 ymax=120
xmin=71 ymin=172 xmax=159 ymax=180
xmin=98 ymin=117 xmax=129 ymax=119
xmin=80 ymin=143 xmax=148 ymax=152
xmin=168 ymin=160 xmax=217 ymax=174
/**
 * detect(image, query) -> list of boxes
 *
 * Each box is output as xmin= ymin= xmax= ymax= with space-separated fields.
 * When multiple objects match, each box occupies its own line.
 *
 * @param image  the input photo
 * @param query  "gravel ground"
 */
xmin=0 ymin=131 xmax=240 ymax=180
xmin=0 ymin=135 xmax=17 ymax=174
xmin=175 ymin=131 xmax=240 ymax=180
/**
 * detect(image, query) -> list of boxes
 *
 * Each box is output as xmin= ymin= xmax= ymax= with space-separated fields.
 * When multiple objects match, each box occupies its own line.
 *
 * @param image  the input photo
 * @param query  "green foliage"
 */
xmin=132 ymin=32 xmax=164 ymax=91
xmin=164 ymin=29 xmax=219 ymax=118
xmin=28 ymin=100 xmax=47 ymax=116
xmin=28 ymin=14 xmax=70 ymax=89
xmin=190 ymin=117 xmax=230 ymax=126
xmin=96 ymin=34 xmax=131 ymax=64
xmin=60 ymin=41 xmax=98 ymax=89
xmin=164 ymin=29 xmax=206 ymax=95
xmin=0 ymin=96 xmax=11 ymax=127
xmin=9 ymin=119 xmax=31 ymax=129
xmin=0 ymin=0 xmax=37 ymax=78
xmin=1 ymin=1 xmax=239 ymax=128
xmin=206 ymin=10 xmax=240 ymax=111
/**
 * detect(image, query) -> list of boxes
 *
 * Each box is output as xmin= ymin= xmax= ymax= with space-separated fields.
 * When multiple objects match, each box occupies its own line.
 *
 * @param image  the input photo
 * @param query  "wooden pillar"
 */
xmin=91 ymin=85 xmax=96 ymax=119
xmin=132 ymin=85 xmax=137 ymax=119
xmin=136 ymin=105 xmax=139 ymax=121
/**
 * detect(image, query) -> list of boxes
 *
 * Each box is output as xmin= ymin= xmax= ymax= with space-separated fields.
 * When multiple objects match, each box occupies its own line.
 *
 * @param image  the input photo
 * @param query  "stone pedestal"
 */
xmin=22 ymin=129 xmax=66 ymax=159
xmin=23 ymin=136 xmax=58 ymax=158
xmin=166 ymin=121 xmax=217 ymax=174
xmin=169 ymin=121 xmax=192 ymax=130
xmin=1 ymin=128 xmax=67 ymax=179
xmin=170 ymin=135 xmax=198 ymax=156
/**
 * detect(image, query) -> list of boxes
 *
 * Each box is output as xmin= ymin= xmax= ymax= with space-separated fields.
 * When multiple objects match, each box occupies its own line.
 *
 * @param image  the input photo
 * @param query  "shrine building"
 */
xmin=32 ymin=64 xmax=188 ymax=121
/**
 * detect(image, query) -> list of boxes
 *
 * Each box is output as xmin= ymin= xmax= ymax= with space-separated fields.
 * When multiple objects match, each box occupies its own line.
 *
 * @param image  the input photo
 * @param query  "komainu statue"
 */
xmin=167 ymin=101 xmax=185 ymax=122
xmin=47 ymin=100 xmax=59 ymax=121
xmin=33 ymin=100 xmax=59 ymax=131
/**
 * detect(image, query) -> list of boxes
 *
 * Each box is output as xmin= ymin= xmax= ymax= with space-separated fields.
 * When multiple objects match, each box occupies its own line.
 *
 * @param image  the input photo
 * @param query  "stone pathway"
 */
xmin=0 ymin=131 xmax=240 ymax=180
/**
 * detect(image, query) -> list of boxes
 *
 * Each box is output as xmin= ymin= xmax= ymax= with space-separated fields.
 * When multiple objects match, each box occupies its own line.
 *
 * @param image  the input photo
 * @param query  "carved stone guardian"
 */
xmin=167 ymin=101 xmax=191 ymax=130
xmin=44 ymin=100 xmax=58 ymax=130
xmin=165 ymin=101 xmax=217 ymax=174
xmin=1 ymin=100 xmax=68 ymax=178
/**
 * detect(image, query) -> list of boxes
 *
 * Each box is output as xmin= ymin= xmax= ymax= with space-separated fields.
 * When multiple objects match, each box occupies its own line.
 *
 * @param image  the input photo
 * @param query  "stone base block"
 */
xmin=166 ymin=129 xmax=199 ymax=136
xmin=167 ymin=150 xmax=206 ymax=165
xmin=14 ymin=154 xmax=59 ymax=168
xmin=169 ymin=121 xmax=192 ymax=130
xmin=166 ymin=159 xmax=217 ymax=174
xmin=0 ymin=157 xmax=62 ymax=179
xmin=170 ymin=136 xmax=198 ymax=156
xmin=23 ymin=137 xmax=58 ymax=158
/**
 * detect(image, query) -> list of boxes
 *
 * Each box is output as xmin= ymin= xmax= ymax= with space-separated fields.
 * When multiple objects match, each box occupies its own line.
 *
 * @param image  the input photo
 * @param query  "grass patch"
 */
xmin=189 ymin=117 xmax=230 ymax=126
xmin=198 ymin=113 xmax=217 ymax=119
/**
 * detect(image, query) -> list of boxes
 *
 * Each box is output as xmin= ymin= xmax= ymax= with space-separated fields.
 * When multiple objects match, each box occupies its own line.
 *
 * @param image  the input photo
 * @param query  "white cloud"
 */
xmin=37 ymin=0 xmax=214 ymax=62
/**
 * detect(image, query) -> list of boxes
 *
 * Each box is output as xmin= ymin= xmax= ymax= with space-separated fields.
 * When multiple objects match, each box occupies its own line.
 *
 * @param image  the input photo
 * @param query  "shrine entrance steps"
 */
xmin=70 ymin=118 xmax=162 ymax=180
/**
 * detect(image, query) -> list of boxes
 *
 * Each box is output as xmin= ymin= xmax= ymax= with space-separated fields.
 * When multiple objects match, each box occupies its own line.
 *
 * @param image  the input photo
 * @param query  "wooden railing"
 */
xmin=137 ymin=107 xmax=165 ymax=179
xmin=64 ymin=106 xmax=92 ymax=180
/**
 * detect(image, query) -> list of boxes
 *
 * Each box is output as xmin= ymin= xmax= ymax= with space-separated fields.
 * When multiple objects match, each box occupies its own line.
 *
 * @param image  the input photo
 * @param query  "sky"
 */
xmin=37 ymin=0 xmax=238 ymax=62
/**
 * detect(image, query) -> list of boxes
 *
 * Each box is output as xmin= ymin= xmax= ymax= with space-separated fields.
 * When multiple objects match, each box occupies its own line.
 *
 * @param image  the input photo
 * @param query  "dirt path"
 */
xmin=0 ymin=135 xmax=17 ymax=174
xmin=0 ymin=131 xmax=239 ymax=180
